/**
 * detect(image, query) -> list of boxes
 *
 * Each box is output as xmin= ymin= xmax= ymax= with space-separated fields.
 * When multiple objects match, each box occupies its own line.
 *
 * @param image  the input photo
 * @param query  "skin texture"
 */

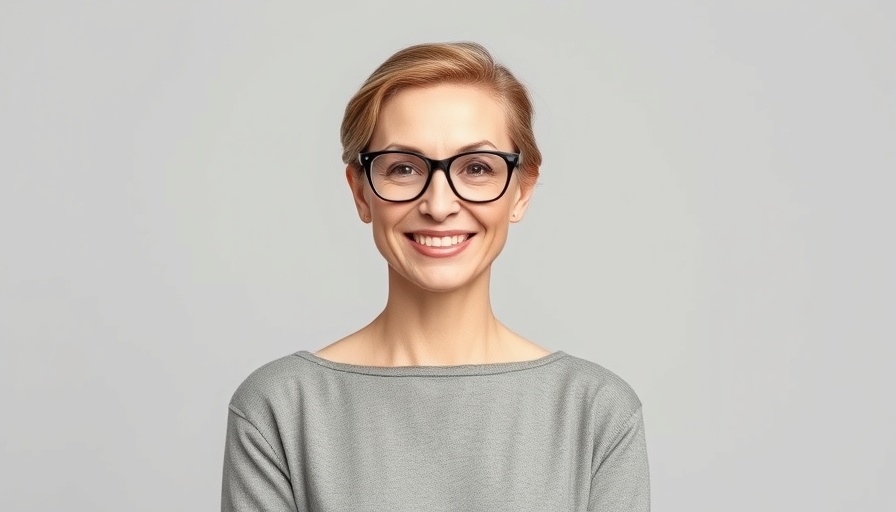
xmin=317 ymin=84 xmax=549 ymax=367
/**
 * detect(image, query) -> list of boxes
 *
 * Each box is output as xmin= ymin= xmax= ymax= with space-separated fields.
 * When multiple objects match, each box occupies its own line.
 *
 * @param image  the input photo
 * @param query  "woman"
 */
xmin=222 ymin=42 xmax=650 ymax=511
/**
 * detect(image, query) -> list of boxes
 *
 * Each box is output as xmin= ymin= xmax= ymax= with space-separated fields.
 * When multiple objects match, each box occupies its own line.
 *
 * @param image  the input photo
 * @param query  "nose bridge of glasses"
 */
xmin=427 ymin=155 xmax=453 ymax=175
xmin=423 ymin=160 xmax=456 ymax=200
xmin=421 ymin=154 xmax=452 ymax=183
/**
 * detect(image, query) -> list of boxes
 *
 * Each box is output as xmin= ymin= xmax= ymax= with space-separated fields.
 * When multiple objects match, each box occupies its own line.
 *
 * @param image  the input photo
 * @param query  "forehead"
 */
xmin=368 ymin=84 xmax=513 ymax=155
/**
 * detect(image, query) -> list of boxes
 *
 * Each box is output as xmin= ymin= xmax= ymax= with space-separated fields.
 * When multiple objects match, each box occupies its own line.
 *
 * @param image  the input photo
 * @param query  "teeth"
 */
xmin=412 ymin=234 xmax=469 ymax=247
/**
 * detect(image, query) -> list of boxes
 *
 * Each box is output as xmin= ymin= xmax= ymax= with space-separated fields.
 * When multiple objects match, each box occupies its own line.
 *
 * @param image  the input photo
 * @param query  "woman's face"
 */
xmin=347 ymin=83 xmax=533 ymax=292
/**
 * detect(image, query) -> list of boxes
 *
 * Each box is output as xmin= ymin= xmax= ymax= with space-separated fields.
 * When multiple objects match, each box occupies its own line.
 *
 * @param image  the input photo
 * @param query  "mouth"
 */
xmin=405 ymin=232 xmax=476 ymax=248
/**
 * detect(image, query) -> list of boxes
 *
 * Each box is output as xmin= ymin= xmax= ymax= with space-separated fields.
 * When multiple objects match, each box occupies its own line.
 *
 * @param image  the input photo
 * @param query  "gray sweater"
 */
xmin=221 ymin=350 xmax=650 ymax=511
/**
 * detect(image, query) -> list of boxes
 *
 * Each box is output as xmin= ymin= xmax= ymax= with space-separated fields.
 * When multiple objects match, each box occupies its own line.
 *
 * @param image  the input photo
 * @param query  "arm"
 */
xmin=588 ymin=407 xmax=651 ymax=512
xmin=222 ymin=405 xmax=298 ymax=512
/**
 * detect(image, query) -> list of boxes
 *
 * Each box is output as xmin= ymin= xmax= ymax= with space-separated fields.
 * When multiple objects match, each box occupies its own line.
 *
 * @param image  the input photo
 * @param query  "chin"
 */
xmin=396 ymin=266 xmax=485 ymax=293
xmin=410 ymin=273 xmax=475 ymax=293
xmin=413 ymin=280 xmax=470 ymax=293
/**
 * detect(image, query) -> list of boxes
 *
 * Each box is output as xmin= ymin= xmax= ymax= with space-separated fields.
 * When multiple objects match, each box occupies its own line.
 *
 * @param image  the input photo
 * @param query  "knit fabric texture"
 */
xmin=221 ymin=350 xmax=650 ymax=511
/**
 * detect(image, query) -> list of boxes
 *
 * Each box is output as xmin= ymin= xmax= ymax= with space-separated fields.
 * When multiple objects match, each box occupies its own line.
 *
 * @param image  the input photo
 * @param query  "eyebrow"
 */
xmin=381 ymin=140 xmax=499 ymax=154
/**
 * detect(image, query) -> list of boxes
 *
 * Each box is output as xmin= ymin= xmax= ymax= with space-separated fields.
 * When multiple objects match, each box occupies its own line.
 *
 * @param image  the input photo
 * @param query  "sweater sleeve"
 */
xmin=222 ymin=405 xmax=298 ymax=512
xmin=588 ymin=407 xmax=651 ymax=512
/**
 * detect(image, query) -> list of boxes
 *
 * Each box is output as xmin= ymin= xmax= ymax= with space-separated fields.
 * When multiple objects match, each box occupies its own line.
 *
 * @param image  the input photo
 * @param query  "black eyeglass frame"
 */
xmin=357 ymin=149 xmax=521 ymax=203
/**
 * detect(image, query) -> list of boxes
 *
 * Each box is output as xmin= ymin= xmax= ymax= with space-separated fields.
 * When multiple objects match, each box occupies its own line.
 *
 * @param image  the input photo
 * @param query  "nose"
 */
xmin=418 ymin=168 xmax=460 ymax=221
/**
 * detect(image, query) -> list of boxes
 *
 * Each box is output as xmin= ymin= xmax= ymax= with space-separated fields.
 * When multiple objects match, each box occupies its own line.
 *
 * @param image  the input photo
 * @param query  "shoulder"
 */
xmin=557 ymin=351 xmax=643 ymax=419
xmin=228 ymin=352 xmax=311 ymax=424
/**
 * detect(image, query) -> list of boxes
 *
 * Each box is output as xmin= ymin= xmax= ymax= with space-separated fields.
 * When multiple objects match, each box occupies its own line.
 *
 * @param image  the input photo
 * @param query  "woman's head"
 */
xmin=341 ymin=42 xmax=540 ymax=292
xmin=340 ymin=42 xmax=541 ymax=191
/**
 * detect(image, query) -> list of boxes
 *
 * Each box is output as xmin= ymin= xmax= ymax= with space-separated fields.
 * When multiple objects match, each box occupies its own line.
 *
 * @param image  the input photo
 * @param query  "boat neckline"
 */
xmin=294 ymin=349 xmax=567 ymax=377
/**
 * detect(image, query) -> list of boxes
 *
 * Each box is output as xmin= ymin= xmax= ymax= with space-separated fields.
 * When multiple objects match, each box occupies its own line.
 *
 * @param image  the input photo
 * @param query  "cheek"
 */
xmin=489 ymin=199 xmax=515 ymax=224
xmin=477 ymin=206 xmax=513 ymax=239
xmin=369 ymin=206 xmax=409 ymax=252
xmin=369 ymin=221 xmax=400 ymax=268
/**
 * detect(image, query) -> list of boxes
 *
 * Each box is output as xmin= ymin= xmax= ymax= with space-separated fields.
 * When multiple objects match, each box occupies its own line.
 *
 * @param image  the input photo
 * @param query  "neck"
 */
xmin=365 ymin=266 xmax=513 ymax=366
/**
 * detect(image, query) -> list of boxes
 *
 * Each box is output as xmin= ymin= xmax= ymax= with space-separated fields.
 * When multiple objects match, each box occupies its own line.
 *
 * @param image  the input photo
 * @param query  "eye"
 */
xmin=390 ymin=164 xmax=418 ymax=176
xmin=463 ymin=162 xmax=494 ymax=176
xmin=383 ymin=161 xmax=426 ymax=177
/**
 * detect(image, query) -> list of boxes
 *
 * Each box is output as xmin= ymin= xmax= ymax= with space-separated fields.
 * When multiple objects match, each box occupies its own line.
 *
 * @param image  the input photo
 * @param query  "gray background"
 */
xmin=1 ymin=0 xmax=893 ymax=510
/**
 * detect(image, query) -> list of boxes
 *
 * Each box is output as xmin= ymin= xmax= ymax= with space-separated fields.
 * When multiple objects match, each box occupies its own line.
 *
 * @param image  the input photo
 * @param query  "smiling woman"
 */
xmin=221 ymin=42 xmax=650 ymax=512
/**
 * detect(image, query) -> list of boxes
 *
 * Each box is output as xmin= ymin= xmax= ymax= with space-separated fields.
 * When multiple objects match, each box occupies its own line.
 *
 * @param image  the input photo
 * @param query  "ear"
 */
xmin=345 ymin=165 xmax=372 ymax=223
xmin=509 ymin=176 xmax=535 ymax=223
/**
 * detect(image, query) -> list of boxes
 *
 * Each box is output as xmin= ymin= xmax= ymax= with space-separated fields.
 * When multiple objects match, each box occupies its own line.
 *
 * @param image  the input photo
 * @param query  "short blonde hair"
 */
xmin=340 ymin=42 xmax=541 ymax=190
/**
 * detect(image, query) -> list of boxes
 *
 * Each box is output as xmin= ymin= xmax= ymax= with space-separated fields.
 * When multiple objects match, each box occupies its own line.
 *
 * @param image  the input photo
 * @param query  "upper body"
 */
xmin=221 ymin=41 xmax=650 ymax=510
xmin=222 ymin=348 xmax=649 ymax=512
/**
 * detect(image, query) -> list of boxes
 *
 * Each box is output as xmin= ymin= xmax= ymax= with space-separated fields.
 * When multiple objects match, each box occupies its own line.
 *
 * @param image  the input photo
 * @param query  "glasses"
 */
xmin=358 ymin=150 xmax=520 ymax=203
